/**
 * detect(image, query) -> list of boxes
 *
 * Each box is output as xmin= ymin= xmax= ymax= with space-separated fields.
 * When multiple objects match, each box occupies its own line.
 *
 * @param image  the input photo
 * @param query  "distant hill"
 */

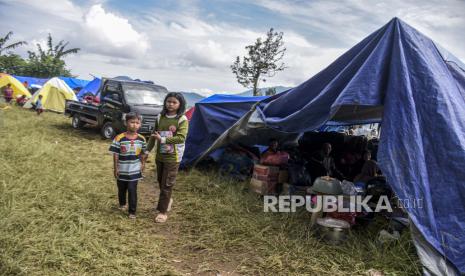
xmin=177 ymin=86 xmax=292 ymax=107
xmin=179 ymin=92 xmax=205 ymax=107
xmin=236 ymin=86 xmax=292 ymax=97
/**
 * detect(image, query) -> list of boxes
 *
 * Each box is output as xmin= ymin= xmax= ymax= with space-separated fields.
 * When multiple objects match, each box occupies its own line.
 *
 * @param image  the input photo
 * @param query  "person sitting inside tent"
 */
xmin=16 ymin=95 xmax=28 ymax=106
xmin=35 ymin=95 xmax=44 ymax=115
xmin=260 ymin=138 xmax=290 ymax=167
xmin=354 ymin=150 xmax=373 ymax=174
xmin=2 ymin=83 xmax=14 ymax=103
xmin=338 ymin=150 xmax=358 ymax=181
xmin=354 ymin=158 xmax=381 ymax=184
xmin=310 ymin=143 xmax=345 ymax=179
xmin=218 ymin=144 xmax=259 ymax=181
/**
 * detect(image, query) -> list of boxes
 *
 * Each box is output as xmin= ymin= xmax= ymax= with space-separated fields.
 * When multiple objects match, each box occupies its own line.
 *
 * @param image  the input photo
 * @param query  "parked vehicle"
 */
xmin=65 ymin=77 xmax=168 ymax=139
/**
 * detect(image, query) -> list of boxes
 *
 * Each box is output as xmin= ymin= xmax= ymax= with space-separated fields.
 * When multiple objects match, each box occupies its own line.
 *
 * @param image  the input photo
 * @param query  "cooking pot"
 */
xmin=316 ymin=217 xmax=351 ymax=244
xmin=308 ymin=176 xmax=343 ymax=195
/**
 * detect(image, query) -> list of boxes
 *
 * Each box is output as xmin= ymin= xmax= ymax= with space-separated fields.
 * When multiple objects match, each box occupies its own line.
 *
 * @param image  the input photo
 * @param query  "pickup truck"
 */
xmin=65 ymin=77 xmax=168 ymax=139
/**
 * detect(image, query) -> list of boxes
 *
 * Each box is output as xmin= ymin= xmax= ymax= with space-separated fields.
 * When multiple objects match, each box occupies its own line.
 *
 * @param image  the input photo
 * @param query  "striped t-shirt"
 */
xmin=109 ymin=133 xmax=147 ymax=181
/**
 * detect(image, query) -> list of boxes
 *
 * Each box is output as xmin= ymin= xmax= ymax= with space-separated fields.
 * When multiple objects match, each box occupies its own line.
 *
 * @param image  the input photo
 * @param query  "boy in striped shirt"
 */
xmin=109 ymin=112 xmax=147 ymax=219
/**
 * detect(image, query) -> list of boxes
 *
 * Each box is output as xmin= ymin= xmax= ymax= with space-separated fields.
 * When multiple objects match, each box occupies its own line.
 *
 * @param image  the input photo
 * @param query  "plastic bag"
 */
xmin=341 ymin=180 xmax=357 ymax=195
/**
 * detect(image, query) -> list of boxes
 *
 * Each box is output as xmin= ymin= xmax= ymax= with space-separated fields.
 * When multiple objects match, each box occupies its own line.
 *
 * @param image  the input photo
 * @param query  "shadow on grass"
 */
xmin=50 ymin=122 xmax=105 ymax=141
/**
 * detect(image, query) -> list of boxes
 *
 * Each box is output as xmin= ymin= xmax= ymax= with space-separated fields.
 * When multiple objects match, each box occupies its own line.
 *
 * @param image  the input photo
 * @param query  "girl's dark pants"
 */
xmin=156 ymin=161 xmax=180 ymax=213
xmin=117 ymin=180 xmax=138 ymax=214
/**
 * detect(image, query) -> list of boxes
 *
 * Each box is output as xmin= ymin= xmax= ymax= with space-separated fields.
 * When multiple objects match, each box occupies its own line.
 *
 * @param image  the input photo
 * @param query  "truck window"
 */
xmin=104 ymin=82 xmax=121 ymax=93
xmin=122 ymin=83 xmax=167 ymax=106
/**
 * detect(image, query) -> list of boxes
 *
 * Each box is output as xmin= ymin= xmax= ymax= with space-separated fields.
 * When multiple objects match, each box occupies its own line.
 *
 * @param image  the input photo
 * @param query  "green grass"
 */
xmin=0 ymin=107 xmax=421 ymax=275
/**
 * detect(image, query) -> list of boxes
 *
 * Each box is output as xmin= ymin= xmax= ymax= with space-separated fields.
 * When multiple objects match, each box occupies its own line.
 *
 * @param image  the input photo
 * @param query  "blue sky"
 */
xmin=1 ymin=0 xmax=464 ymax=95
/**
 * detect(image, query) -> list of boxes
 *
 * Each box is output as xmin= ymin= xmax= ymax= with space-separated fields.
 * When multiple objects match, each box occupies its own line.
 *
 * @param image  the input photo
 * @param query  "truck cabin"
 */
xmin=100 ymin=79 xmax=169 ymax=110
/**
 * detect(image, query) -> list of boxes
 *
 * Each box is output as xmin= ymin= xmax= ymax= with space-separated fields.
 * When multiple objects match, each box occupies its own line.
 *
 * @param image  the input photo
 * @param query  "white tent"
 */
xmin=24 ymin=77 xmax=77 ymax=112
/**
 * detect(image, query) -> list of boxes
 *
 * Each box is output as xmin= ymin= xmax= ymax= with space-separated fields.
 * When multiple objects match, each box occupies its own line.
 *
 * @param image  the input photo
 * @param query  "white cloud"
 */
xmin=184 ymin=40 xmax=232 ymax=68
xmin=7 ymin=0 xmax=83 ymax=21
xmin=254 ymin=0 xmax=465 ymax=61
xmin=2 ymin=0 xmax=463 ymax=94
xmin=168 ymin=17 xmax=220 ymax=37
xmin=285 ymin=32 xmax=315 ymax=49
xmin=80 ymin=4 xmax=149 ymax=58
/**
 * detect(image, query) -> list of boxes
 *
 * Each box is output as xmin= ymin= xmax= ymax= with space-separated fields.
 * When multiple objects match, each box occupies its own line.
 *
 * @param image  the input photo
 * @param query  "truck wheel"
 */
xmin=101 ymin=122 xmax=115 ymax=139
xmin=72 ymin=115 xmax=85 ymax=129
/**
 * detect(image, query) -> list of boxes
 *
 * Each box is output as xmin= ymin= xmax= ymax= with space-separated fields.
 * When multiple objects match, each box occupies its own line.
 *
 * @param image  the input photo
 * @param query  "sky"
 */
xmin=1 ymin=0 xmax=464 ymax=95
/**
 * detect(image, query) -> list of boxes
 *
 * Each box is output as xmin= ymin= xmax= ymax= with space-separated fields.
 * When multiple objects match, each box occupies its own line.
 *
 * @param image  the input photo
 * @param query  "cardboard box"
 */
xmin=250 ymin=178 xmax=277 ymax=195
xmin=252 ymin=172 xmax=278 ymax=182
xmin=278 ymin=170 xmax=289 ymax=183
xmin=253 ymin=164 xmax=279 ymax=176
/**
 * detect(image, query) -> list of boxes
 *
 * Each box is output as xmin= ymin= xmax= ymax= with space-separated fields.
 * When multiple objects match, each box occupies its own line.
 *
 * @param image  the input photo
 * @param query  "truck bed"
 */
xmin=65 ymin=100 xmax=100 ymax=125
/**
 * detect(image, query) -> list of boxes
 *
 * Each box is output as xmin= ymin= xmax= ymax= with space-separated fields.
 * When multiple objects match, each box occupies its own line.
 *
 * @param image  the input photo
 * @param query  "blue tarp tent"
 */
xmin=12 ymin=76 xmax=90 ymax=90
xmin=13 ymin=75 xmax=48 ymax=88
xmin=59 ymin=77 xmax=90 ymax=89
xmin=182 ymin=94 xmax=267 ymax=167
xmin=197 ymin=18 xmax=465 ymax=274
xmin=76 ymin=77 xmax=101 ymax=99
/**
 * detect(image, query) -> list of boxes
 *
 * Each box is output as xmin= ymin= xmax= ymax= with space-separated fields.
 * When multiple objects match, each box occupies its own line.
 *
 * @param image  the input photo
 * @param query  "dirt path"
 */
xmin=137 ymin=161 xmax=243 ymax=276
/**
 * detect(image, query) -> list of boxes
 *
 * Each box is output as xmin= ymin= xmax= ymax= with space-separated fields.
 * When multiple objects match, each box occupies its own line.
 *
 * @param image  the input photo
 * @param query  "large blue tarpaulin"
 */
xmin=182 ymin=94 xmax=267 ymax=167
xmin=76 ymin=77 xmax=101 ymax=99
xmin=199 ymin=18 xmax=465 ymax=273
xmin=13 ymin=76 xmax=90 ymax=90
xmin=13 ymin=75 xmax=48 ymax=87
xmin=59 ymin=77 xmax=90 ymax=89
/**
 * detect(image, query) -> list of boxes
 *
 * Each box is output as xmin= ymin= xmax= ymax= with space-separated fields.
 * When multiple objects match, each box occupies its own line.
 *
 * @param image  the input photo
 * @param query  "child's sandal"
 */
xmin=155 ymin=213 xmax=168 ymax=223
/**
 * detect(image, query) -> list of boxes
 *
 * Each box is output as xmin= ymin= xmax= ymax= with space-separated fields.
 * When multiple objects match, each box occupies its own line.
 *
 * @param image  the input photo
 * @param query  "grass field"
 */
xmin=0 ymin=107 xmax=421 ymax=275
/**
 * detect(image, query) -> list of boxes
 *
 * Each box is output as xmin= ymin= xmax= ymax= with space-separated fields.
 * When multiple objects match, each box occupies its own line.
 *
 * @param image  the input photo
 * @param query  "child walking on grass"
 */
xmin=109 ymin=112 xmax=147 ymax=219
xmin=147 ymin=92 xmax=188 ymax=223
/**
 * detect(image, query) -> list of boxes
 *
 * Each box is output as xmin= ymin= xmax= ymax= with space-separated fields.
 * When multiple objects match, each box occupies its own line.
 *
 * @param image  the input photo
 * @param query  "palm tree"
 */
xmin=0 ymin=31 xmax=27 ymax=55
xmin=46 ymin=33 xmax=80 ymax=60
xmin=25 ymin=33 xmax=80 ymax=78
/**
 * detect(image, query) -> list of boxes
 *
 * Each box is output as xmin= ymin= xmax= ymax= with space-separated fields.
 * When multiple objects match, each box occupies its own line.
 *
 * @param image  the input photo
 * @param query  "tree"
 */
xmin=0 ymin=31 xmax=27 ymax=56
xmin=265 ymin=87 xmax=277 ymax=96
xmin=25 ymin=33 xmax=80 ymax=77
xmin=0 ymin=53 xmax=28 ymax=75
xmin=231 ymin=28 xmax=286 ymax=96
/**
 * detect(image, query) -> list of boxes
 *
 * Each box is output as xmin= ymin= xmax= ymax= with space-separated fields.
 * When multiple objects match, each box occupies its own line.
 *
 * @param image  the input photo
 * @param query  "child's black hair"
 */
xmin=125 ymin=112 xmax=141 ymax=122
xmin=161 ymin=92 xmax=186 ymax=118
xmin=38 ymin=94 xmax=43 ymax=98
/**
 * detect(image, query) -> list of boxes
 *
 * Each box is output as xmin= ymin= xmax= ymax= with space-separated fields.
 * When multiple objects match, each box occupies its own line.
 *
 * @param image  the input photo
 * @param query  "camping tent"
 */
xmin=196 ymin=18 xmax=465 ymax=275
xmin=185 ymin=106 xmax=195 ymax=121
xmin=0 ymin=73 xmax=31 ymax=98
xmin=24 ymin=77 xmax=77 ymax=112
xmin=59 ymin=77 xmax=90 ymax=89
xmin=76 ymin=77 xmax=101 ymax=99
xmin=11 ymin=76 xmax=90 ymax=90
xmin=181 ymin=94 xmax=268 ymax=167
